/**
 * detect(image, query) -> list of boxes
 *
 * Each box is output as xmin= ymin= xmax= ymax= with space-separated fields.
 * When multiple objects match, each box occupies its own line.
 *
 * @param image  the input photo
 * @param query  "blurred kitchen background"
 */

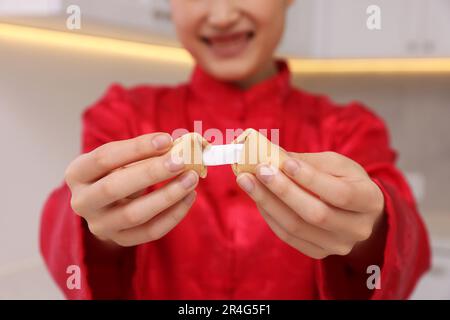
xmin=0 ymin=0 xmax=449 ymax=299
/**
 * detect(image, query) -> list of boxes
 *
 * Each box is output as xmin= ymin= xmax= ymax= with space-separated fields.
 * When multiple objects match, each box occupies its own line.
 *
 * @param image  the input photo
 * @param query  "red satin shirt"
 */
xmin=40 ymin=61 xmax=430 ymax=299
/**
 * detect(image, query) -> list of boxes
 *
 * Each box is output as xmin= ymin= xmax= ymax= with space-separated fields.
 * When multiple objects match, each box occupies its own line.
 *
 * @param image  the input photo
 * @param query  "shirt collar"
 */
xmin=189 ymin=59 xmax=292 ymax=106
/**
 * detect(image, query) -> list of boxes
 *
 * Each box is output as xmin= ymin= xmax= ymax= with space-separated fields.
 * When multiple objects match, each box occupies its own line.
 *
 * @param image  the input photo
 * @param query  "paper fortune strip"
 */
xmin=202 ymin=144 xmax=245 ymax=166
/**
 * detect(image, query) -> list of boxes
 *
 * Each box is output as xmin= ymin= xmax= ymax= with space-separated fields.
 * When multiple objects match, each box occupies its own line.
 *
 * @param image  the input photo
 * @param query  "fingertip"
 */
xmin=151 ymin=133 xmax=173 ymax=151
xmin=236 ymin=172 xmax=255 ymax=185
xmin=236 ymin=172 xmax=250 ymax=179
xmin=164 ymin=152 xmax=186 ymax=172
xmin=236 ymin=173 xmax=255 ymax=193
xmin=191 ymin=170 xmax=200 ymax=186
xmin=282 ymin=158 xmax=301 ymax=176
xmin=255 ymin=164 xmax=277 ymax=184
xmin=180 ymin=170 xmax=199 ymax=189
xmin=183 ymin=191 xmax=197 ymax=206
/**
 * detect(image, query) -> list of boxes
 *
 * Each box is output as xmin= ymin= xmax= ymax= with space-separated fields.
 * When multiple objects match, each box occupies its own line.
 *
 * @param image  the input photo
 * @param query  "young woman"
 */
xmin=40 ymin=0 xmax=430 ymax=299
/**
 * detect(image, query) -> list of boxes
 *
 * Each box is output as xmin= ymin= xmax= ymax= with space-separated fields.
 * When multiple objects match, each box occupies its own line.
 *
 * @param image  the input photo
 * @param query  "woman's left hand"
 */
xmin=236 ymin=151 xmax=386 ymax=259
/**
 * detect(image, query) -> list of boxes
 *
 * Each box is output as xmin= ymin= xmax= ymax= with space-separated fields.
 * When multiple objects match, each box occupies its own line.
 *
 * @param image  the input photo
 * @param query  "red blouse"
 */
xmin=40 ymin=61 xmax=430 ymax=299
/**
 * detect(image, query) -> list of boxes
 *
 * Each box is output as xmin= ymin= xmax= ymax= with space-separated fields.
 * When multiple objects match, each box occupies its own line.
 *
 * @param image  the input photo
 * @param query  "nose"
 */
xmin=207 ymin=0 xmax=240 ymax=29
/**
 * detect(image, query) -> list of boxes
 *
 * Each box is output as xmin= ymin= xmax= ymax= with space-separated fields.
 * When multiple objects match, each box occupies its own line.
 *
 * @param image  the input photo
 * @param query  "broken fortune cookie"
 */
xmin=171 ymin=132 xmax=209 ymax=178
xmin=231 ymin=128 xmax=288 ymax=176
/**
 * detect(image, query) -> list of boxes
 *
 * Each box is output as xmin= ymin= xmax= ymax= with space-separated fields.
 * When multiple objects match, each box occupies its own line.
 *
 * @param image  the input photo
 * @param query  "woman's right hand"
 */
xmin=64 ymin=132 xmax=199 ymax=247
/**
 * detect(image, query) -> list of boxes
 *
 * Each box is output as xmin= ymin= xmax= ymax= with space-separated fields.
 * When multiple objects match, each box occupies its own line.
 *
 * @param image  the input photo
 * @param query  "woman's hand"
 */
xmin=236 ymin=151 xmax=385 ymax=259
xmin=65 ymin=133 xmax=199 ymax=247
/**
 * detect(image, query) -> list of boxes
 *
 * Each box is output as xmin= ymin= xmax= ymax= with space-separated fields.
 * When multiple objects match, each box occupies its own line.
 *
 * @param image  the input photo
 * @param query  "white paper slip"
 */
xmin=202 ymin=144 xmax=244 ymax=166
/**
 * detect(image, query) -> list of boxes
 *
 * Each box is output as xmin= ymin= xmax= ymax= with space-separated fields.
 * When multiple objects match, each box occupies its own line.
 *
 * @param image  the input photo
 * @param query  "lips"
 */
xmin=201 ymin=31 xmax=255 ymax=58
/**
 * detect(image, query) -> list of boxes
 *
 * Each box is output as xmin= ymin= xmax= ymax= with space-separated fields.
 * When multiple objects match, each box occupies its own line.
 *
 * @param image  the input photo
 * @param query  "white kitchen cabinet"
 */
xmin=312 ymin=0 xmax=421 ymax=58
xmin=70 ymin=0 xmax=449 ymax=58
xmin=283 ymin=0 xmax=450 ymax=58
xmin=60 ymin=0 xmax=177 ymax=39
xmin=278 ymin=0 xmax=319 ymax=57
xmin=3 ymin=0 xmax=449 ymax=59
xmin=424 ymin=0 xmax=450 ymax=57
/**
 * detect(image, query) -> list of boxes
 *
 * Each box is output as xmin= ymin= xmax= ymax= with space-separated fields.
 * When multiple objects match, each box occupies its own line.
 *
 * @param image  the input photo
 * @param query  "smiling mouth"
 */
xmin=200 ymin=31 xmax=255 ymax=58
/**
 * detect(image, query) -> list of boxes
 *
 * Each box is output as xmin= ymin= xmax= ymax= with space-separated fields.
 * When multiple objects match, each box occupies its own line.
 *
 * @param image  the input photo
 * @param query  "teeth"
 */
xmin=202 ymin=32 xmax=254 ymax=45
xmin=202 ymin=144 xmax=244 ymax=166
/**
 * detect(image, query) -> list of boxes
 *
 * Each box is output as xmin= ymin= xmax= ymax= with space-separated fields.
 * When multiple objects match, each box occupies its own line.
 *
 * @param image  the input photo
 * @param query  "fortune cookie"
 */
xmin=231 ymin=128 xmax=288 ymax=176
xmin=171 ymin=132 xmax=209 ymax=178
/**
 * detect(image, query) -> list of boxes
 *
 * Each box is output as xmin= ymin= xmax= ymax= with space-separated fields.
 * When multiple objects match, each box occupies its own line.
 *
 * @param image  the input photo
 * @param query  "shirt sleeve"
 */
xmin=315 ymin=102 xmax=431 ymax=299
xmin=39 ymin=84 xmax=142 ymax=299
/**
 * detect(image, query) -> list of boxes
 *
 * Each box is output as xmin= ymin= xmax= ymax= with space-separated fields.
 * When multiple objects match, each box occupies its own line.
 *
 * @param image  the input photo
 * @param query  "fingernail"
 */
xmin=165 ymin=153 xmax=185 ymax=172
xmin=257 ymin=165 xmax=277 ymax=184
xmin=283 ymin=159 xmax=300 ymax=176
xmin=183 ymin=192 xmax=197 ymax=205
xmin=152 ymin=134 xmax=172 ymax=150
xmin=237 ymin=175 xmax=255 ymax=193
xmin=180 ymin=171 xmax=198 ymax=189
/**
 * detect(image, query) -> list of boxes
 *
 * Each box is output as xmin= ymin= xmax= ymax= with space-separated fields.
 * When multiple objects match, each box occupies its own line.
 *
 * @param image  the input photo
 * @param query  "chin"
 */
xmin=202 ymin=58 xmax=260 ymax=82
